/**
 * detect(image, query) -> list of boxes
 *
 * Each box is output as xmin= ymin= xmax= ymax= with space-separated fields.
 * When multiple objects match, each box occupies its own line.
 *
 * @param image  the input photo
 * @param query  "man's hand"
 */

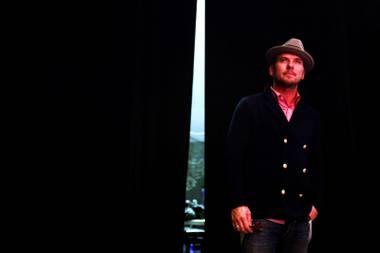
xmin=231 ymin=206 xmax=253 ymax=233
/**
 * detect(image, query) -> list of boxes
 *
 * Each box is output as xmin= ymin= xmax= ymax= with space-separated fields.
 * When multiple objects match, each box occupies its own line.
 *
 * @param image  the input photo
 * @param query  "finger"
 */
xmin=236 ymin=217 xmax=250 ymax=233
xmin=245 ymin=211 xmax=252 ymax=224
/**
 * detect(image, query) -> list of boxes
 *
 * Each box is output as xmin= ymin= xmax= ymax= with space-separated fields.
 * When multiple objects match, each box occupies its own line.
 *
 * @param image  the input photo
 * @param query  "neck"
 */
xmin=272 ymin=83 xmax=298 ymax=105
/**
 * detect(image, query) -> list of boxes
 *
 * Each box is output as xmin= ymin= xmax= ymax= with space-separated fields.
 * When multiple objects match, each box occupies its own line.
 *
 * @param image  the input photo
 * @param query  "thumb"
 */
xmin=245 ymin=208 xmax=252 ymax=222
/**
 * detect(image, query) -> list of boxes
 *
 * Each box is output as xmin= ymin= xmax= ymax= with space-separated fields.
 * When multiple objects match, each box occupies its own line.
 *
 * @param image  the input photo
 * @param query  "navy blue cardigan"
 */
xmin=225 ymin=86 xmax=322 ymax=221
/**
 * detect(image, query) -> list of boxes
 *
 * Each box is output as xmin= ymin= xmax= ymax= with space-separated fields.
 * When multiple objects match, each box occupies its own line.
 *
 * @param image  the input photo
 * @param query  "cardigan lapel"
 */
xmin=263 ymin=86 xmax=289 ymax=128
xmin=288 ymin=96 xmax=305 ymax=125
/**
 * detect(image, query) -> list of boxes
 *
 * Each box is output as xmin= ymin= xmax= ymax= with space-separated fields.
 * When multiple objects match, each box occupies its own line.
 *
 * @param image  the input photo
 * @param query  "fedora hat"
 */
xmin=265 ymin=38 xmax=314 ymax=72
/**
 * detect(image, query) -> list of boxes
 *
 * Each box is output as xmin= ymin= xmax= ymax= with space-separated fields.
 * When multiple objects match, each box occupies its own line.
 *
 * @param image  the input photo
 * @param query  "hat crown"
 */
xmin=284 ymin=38 xmax=305 ymax=51
xmin=265 ymin=37 xmax=314 ymax=72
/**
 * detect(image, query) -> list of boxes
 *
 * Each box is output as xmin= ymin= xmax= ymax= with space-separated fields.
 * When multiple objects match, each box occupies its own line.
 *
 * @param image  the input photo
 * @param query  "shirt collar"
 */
xmin=270 ymin=86 xmax=301 ymax=108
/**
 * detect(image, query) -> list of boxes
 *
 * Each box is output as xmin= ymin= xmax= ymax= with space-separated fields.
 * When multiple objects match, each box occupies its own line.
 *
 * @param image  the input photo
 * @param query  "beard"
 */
xmin=274 ymin=77 xmax=299 ymax=89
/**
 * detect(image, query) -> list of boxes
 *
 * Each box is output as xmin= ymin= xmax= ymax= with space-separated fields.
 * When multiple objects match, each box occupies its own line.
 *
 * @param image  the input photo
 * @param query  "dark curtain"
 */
xmin=39 ymin=1 xmax=196 ymax=252
xmin=131 ymin=1 xmax=196 ymax=252
xmin=205 ymin=0 xmax=379 ymax=252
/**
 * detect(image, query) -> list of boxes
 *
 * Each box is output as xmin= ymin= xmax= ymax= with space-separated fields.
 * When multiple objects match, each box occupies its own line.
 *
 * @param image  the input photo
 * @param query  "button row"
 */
xmin=282 ymin=138 xmax=308 ymax=150
xmin=282 ymin=164 xmax=307 ymax=173
xmin=280 ymin=189 xmax=304 ymax=198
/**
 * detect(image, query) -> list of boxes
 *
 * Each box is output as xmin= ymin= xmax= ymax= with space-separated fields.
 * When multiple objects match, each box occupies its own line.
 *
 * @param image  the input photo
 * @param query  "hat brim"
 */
xmin=265 ymin=46 xmax=314 ymax=73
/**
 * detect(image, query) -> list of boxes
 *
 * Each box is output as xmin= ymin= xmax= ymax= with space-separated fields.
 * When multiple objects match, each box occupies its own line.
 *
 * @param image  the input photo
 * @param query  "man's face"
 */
xmin=269 ymin=53 xmax=305 ymax=86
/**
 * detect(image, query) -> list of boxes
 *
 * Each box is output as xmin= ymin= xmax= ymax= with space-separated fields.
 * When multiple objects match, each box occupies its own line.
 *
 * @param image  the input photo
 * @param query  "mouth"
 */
xmin=284 ymin=72 xmax=296 ymax=77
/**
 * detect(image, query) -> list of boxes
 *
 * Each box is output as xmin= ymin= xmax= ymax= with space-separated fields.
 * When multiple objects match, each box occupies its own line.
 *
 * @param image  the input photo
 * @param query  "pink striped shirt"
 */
xmin=271 ymin=86 xmax=301 ymax=121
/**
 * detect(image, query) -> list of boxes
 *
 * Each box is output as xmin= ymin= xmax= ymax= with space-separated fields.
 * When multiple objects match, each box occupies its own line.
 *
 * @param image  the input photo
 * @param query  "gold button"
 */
xmin=303 ymin=144 xmax=307 ymax=149
xmin=281 ymin=189 xmax=286 ymax=195
xmin=284 ymin=138 xmax=288 ymax=144
xmin=302 ymin=168 xmax=307 ymax=173
xmin=299 ymin=193 xmax=304 ymax=197
xmin=283 ymin=163 xmax=288 ymax=169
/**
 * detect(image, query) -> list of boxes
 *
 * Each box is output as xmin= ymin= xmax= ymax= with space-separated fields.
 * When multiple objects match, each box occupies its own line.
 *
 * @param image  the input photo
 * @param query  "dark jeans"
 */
xmin=241 ymin=219 xmax=312 ymax=253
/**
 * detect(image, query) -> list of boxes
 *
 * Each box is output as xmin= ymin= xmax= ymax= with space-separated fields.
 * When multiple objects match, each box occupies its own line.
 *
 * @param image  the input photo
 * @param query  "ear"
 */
xmin=268 ymin=65 xmax=274 ymax=77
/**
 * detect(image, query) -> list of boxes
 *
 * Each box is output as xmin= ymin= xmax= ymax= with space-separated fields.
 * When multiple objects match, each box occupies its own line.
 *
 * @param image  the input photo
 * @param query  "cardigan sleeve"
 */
xmin=224 ymin=97 xmax=254 ymax=210
xmin=310 ymin=112 xmax=324 ymax=213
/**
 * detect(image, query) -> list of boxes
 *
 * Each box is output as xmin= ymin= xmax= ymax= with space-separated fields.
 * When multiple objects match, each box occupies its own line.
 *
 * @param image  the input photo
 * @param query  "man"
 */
xmin=225 ymin=38 xmax=322 ymax=253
